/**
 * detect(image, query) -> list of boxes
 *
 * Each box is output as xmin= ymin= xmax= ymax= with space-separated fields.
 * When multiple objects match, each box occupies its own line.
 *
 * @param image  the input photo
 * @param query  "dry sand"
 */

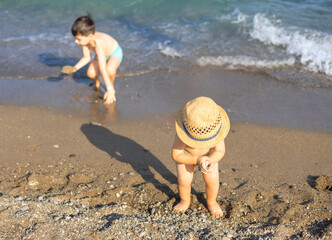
xmin=0 ymin=104 xmax=331 ymax=239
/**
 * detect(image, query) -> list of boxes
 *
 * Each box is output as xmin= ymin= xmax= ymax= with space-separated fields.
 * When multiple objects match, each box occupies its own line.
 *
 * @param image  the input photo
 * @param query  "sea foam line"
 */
xmin=0 ymin=33 xmax=72 ymax=44
xmin=196 ymin=55 xmax=295 ymax=69
xmin=250 ymin=13 xmax=332 ymax=75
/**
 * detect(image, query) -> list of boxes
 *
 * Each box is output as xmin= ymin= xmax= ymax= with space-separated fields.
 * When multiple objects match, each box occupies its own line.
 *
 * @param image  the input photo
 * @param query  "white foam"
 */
xmin=1 ymin=33 xmax=72 ymax=44
xmin=197 ymin=55 xmax=295 ymax=69
xmin=250 ymin=13 xmax=332 ymax=75
xmin=158 ymin=44 xmax=183 ymax=58
xmin=217 ymin=8 xmax=248 ymax=24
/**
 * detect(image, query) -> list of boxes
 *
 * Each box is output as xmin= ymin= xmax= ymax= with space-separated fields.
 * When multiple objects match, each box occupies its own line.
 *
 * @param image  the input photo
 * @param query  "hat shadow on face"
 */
xmin=80 ymin=123 xmax=177 ymax=199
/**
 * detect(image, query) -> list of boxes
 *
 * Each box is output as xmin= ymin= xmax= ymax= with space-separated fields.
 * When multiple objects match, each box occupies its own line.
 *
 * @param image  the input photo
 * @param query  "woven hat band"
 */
xmin=182 ymin=121 xmax=222 ymax=142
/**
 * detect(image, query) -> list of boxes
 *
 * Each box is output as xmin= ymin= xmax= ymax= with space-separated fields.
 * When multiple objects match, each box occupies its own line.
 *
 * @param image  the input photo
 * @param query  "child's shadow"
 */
xmin=38 ymin=53 xmax=88 ymax=83
xmin=81 ymin=123 xmax=177 ymax=199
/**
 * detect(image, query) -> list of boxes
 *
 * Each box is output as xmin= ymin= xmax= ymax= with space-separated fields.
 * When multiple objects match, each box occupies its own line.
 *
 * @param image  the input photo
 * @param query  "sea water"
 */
xmin=0 ymin=0 xmax=331 ymax=87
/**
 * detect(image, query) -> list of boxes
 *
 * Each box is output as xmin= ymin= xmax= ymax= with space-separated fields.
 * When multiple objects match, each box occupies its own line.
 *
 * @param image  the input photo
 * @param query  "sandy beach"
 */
xmin=0 ymin=65 xmax=331 ymax=239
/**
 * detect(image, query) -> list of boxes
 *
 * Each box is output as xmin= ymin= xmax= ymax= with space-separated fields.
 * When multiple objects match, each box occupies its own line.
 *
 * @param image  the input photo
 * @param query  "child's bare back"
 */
xmin=86 ymin=32 xmax=118 ymax=57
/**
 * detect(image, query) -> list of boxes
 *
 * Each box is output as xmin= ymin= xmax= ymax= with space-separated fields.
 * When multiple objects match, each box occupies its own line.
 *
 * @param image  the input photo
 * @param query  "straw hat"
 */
xmin=175 ymin=96 xmax=230 ymax=149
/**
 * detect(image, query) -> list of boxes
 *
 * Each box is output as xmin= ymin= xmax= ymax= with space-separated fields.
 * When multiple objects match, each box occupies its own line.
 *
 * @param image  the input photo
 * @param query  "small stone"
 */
xmin=139 ymin=231 xmax=147 ymax=237
xmin=109 ymin=184 xmax=115 ymax=189
xmin=119 ymin=172 xmax=124 ymax=176
xmin=250 ymin=164 xmax=258 ymax=168
xmin=274 ymin=195 xmax=283 ymax=200
xmin=150 ymin=208 xmax=156 ymax=215
xmin=116 ymin=193 xmax=121 ymax=198
xmin=38 ymin=196 xmax=44 ymax=201
xmin=21 ymin=206 xmax=29 ymax=211
xmin=90 ymin=122 xmax=102 ymax=126
xmin=69 ymin=154 xmax=76 ymax=158
xmin=227 ymin=230 xmax=235 ymax=238
xmin=53 ymin=144 xmax=59 ymax=148
xmin=187 ymin=232 xmax=194 ymax=240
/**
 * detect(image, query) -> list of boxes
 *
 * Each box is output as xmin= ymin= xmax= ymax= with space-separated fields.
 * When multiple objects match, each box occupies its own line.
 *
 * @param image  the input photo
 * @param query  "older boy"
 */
xmin=172 ymin=96 xmax=230 ymax=218
xmin=61 ymin=15 xmax=123 ymax=104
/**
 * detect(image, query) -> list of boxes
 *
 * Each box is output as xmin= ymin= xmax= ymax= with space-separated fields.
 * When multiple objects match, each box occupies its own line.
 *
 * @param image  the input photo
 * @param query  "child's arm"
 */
xmin=95 ymin=41 xmax=115 ymax=104
xmin=171 ymin=135 xmax=198 ymax=165
xmin=208 ymin=140 xmax=226 ymax=165
xmin=61 ymin=46 xmax=91 ymax=74
xmin=74 ymin=46 xmax=91 ymax=70
xmin=198 ymin=141 xmax=225 ymax=173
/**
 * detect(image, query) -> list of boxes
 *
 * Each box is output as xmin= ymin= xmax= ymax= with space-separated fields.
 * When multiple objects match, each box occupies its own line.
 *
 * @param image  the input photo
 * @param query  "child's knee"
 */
xmin=87 ymin=68 xmax=97 ymax=79
xmin=177 ymin=174 xmax=193 ymax=186
xmin=203 ymin=172 xmax=219 ymax=185
xmin=107 ymin=67 xmax=117 ymax=77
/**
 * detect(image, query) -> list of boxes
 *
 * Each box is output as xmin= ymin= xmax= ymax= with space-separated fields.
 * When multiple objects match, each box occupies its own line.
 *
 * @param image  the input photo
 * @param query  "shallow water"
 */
xmin=1 ymin=0 xmax=331 ymax=86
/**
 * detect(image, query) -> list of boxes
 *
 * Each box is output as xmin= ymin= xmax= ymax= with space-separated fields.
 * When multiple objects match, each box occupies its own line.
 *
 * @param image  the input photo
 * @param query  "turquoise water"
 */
xmin=0 ymin=0 xmax=331 ymax=85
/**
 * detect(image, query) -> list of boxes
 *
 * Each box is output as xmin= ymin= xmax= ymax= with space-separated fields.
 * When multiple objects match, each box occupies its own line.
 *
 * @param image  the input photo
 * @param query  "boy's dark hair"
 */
xmin=71 ymin=15 xmax=95 ymax=36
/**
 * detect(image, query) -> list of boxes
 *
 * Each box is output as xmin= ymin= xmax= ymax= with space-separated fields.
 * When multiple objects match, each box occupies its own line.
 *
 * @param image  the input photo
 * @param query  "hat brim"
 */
xmin=175 ymin=104 xmax=230 ymax=149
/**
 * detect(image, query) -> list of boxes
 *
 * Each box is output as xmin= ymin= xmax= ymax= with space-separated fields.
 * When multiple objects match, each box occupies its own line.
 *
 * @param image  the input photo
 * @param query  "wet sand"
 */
xmin=0 ymin=67 xmax=331 ymax=239
xmin=1 ymin=66 xmax=332 ymax=132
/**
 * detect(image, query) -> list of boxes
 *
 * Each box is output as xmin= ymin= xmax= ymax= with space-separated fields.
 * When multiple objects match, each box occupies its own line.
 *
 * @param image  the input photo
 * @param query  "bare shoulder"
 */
xmin=95 ymin=32 xmax=117 ymax=43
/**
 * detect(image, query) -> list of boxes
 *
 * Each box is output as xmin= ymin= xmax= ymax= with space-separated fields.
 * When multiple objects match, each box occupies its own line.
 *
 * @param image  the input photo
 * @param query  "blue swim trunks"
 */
xmin=106 ymin=45 xmax=123 ymax=63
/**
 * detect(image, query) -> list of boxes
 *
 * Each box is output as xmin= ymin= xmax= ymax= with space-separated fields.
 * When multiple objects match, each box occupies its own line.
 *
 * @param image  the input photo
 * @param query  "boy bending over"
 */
xmin=172 ymin=96 xmax=230 ymax=218
xmin=62 ymin=15 xmax=123 ymax=104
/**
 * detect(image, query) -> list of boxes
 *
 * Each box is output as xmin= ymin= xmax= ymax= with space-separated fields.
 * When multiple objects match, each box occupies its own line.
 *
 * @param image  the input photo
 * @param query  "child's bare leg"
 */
xmin=87 ymin=58 xmax=101 ymax=91
xmin=202 ymin=166 xmax=223 ymax=218
xmin=105 ymin=57 xmax=121 ymax=103
xmin=173 ymin=164 xmax=194 ymax=213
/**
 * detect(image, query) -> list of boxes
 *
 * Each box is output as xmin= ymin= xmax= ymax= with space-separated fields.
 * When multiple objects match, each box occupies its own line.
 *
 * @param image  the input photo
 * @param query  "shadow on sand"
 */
xmin=81 ymin=123 xmax=177 ymax=199
xmin=38 ymin=53 xmax=90 ymax=83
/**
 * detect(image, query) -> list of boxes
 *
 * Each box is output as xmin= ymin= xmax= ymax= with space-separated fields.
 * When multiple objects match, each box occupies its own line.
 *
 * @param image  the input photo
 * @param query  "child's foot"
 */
xmin=207 ymin=201 xmax=223 ymax=218
xmin=94 ymin=80 xmax=101 ymax=91
xmin=173 ymin=201 xmax=190 ymax=213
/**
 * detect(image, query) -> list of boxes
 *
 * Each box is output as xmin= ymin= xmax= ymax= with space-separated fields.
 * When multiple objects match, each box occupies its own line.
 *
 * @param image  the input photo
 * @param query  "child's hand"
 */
xmin=104 ymin=88 xmax=116 ymax=104
xmin=198 ymin=156 xmax=214 ymax=174
xmin=61 ymin=65 xmax=76 ymax=74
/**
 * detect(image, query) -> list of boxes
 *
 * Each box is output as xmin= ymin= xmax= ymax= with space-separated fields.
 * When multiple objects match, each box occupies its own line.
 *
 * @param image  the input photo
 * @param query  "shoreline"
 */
xmin=1 ymin=66 xmax=332 ymax=133
xmin=1 ymin=104 xmax=331 ymax=239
